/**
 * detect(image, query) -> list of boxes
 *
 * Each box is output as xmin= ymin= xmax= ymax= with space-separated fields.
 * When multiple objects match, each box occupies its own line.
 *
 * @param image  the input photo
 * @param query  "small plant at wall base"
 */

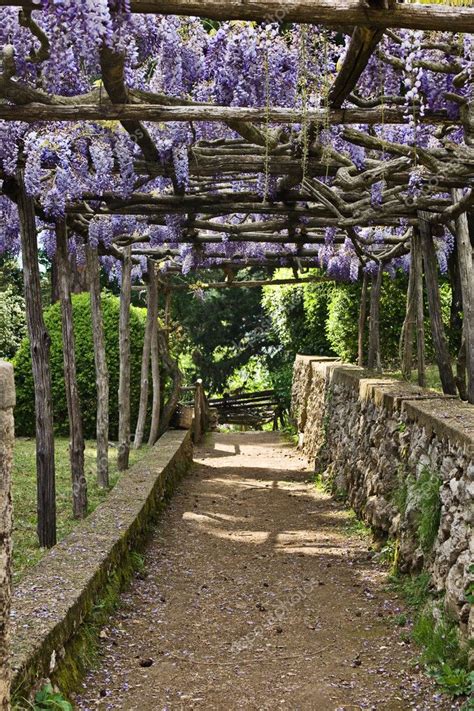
xmin=390 ymin=574 xmax=471 ymax=699
xmin=32 ymin=684 xmax=72 ymax=711
xmin=413 ymin=467 xmax=442 ymax=552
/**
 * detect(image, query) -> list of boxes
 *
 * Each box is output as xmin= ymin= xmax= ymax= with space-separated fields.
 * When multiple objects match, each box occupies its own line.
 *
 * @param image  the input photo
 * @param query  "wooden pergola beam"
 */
xmin=329 ymin=26 xmax=384 ymax=109
xmin=157 ymin=276 xmax=335 ymax=290
xmin=5 ymin=1 xmax=474 ymax=32
xmin=0 ymin=103 xmax=456 ymax=125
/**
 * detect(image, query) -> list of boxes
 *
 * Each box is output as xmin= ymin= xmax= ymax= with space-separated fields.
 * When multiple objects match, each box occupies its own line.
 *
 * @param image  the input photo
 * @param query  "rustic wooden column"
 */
xmin=86 ymin=245 xmax=110 ymax=486
xmin=400 ymin=239 xmax=417 ymax=381
xmin=56 ymin=220 xmax=87 ymax=518
xmin=17 ymin=171 xmax=57 ymax=548
xmin=418 ymin=213 xmax=457 ymax=396
xmin=118 ymin=247 xmax=132 ymax=470
xmin=148 ymin=268 xmax=161 ymax=446
xmin=368 ymin=267 xmax=383 ymax=372
xmin=134 ymin=263 xmax=154 ymax=449
xmin=0 ymin=362 xmax=14 ymax=709
xmin=358 ymin=272 xmax=369 ymax=368
xmin=453 ymin=192 xmax=474 ymax=404
xmin=412 ymin=229 xmax=426 ymax=388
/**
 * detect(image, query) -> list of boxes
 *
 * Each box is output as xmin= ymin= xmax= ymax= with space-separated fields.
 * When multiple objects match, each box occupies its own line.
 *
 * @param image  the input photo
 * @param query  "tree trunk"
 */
xmin=358 ymin=272 xmax=369 ymax=368
xmin=118 ymin=247 xmax=132 ymax=470
xmin=148 ymin=268 xmax=161 ymax=446
xmin=453 ymin=191 xmax=474 ymax=404
xmin=56 ymin=220 xmax=87 ymax=519
xmin=134 ymin=263 xmax=154 ymax=449
xmin=400 ymin=254 xmax=416 ymax=381
xmin=17 ymin=171 xmax=57 ymax=548
xmin=0 ymin=362 xmax=15 ymax=709
xmin=418 ymin=212 xmax=457 ymax=396
xmin=412 ymin=229 xmax=426 ymax=388
xmin=368 ymin=268 xmax=383 ymax=372
xmin=86 ymin=245 xmax=110 ymax=486
xmin=157 ymin=330 xmax=183 ymax=438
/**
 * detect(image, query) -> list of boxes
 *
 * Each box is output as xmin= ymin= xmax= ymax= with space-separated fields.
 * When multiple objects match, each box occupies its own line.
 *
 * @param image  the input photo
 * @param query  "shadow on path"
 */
xmin=75 ymin=432 xmax=455 ymax=711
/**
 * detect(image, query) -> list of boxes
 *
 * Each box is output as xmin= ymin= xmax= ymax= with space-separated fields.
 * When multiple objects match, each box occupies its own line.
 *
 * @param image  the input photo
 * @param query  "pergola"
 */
xmin=0 ymin=0 xmax=473 ymax=551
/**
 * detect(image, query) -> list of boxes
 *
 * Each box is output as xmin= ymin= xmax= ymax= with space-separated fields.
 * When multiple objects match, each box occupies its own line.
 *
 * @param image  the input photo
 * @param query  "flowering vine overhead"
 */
xmin=0 ymin=2 xmax=471 ymax=282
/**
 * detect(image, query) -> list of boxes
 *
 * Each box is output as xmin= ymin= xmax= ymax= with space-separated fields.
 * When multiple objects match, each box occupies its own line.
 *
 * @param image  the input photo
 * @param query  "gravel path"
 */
xmin=75 ymin=432 xmax=460 ymax=711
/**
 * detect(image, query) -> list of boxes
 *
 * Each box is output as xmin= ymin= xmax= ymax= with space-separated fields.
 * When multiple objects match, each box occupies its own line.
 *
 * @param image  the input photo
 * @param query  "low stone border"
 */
xmin=10 ymin=430 xmax=193 ymax=698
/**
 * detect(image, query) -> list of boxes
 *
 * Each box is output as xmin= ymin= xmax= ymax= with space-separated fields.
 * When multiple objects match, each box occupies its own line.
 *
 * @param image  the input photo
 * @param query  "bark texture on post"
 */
xmin=86 ymin=245 xmax=110 ymax=486
xmin=17 ymin=171 xmax=57 ymax=548
xmin=0 ymin=362 xmax=14 ymax=710
xmin=368 ymin=267 xmax=383 ymax=372
xmin=418 ymin=213 xmax=457 ymax=396
xmin=118 ymin=247 xmax=132 ymax=470
xmin=148 ymin=268 xmax=161 ymax=446
xmin=135 ymin=265 xmax=154 ymax=449
xmin=157 ymin=330 xmax=183 ymax=438
xmin=400 ymin=245 xmax=417 ymax=381
xmin=453 ymin=191 xmax=474 ymax=404
xmin=56 ymin=220 xmax=87 ymax=518
xmin=358 ymin=272 xmax=369 ymax=368
xmin=412 ymin=229 xmax=426 ymax=388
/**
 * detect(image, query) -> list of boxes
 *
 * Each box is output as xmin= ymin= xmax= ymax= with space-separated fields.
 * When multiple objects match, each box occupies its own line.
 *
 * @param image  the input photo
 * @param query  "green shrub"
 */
xmin=262 ymin=269 xmax=335 ymax=358
xmin=0 ymin=285 xmax=26 ymax=360
xmin=13 ymin=292 xmax=146 ymax=440
xmin=326 ymin=276 xmax=410 ymax=365
xmin=413 ymin=467 xmax=442 ymax=552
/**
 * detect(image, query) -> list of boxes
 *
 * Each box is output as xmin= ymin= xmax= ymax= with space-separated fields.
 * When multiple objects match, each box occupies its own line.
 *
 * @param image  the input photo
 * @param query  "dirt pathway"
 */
xmin=75 ymin=432 xmax=458 ymax=711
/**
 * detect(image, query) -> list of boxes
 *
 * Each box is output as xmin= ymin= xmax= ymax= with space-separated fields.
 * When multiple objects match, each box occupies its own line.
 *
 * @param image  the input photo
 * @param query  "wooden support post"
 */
xmin=368 ymin=268 xmax=383 ymax=372
xmin=453 ymin=191 xmax=474 ymax=404
xmin=148 ymin=266 xmax=161 ymax=446
xmin=134 ymin=263 xmax=154 ymax=449
xmin=193 ymin=381 xmax=203 ymax=445
xmin=56 ymin=220 xmax=87 ymax=518
xmin=400 ymin=247 xmax=416 ymax=381
xmin=86 ymin=245 xmax=110 ymax=487
xmin=118 ymin=247 xmax=132 ymax=470
xmin=358 ymin=272 xmax=369 ymax=368
xmin=412 ymin=229 xmax=426 ymax=388
xmin=418 ymin=213 xmax=457 ymax=396
xmin=17 ymin=171 xmax=57 ymax=548
xmin=0 ymin=362 xmax=14 ymax=709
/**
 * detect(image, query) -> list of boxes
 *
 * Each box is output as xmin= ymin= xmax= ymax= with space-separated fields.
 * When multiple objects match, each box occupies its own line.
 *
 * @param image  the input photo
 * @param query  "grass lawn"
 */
xmin=386 ymin=364 xmax=443 ymax=392
xmin=12 ymin=438 xmax=149 ymax=584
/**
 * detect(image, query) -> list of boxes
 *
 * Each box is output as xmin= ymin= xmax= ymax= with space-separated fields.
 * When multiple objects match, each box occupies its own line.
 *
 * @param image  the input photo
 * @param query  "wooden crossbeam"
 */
xmin=0 ymin=103 xmax=456 ymax=125
xmin=164 ymin=276 xmax=334 ymax=290
xmin=5 ymin=1 xmax=474 ymax=32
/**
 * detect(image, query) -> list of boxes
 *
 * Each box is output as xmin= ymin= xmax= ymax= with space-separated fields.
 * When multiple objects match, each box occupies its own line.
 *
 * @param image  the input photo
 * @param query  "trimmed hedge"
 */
xmin=14 ymin=292 xmax=146 ymax=440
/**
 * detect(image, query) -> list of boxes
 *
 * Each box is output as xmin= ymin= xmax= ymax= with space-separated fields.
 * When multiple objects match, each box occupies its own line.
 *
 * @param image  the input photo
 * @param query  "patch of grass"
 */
xmin=413 ymin=467 xmax=442 ymax=552
xmin=12 ymin=438 xmax=149 ymax=583
xmin=378 ymin=538 xmax=399 ymax=573
xmin=387 ymin=365 xmax=442 ymax=392
xmin=392 ymin=466 xmax=412 ymax=517
xmin=390 ymin=573 xmax=470 ymax=699
xmin=280 ymin=422 xmax=298 ymax=445
xmin=389 ymin=571 xmax=432 ymax=611
xmin=345 ymin=509 xmax=371 ymax=538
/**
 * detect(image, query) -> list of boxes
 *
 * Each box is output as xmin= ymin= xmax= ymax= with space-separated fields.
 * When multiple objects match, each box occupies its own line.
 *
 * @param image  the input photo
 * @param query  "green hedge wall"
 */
xmin=14 ymin=292 xmax=146 ymax=440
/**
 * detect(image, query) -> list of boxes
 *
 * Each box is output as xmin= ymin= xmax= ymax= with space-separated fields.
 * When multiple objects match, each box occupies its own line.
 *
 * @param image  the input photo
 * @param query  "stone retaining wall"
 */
xmin=11 ymin=429 xmax=193 ymax=698
xmin=292 ymin=355 xmax=473 ymax=645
